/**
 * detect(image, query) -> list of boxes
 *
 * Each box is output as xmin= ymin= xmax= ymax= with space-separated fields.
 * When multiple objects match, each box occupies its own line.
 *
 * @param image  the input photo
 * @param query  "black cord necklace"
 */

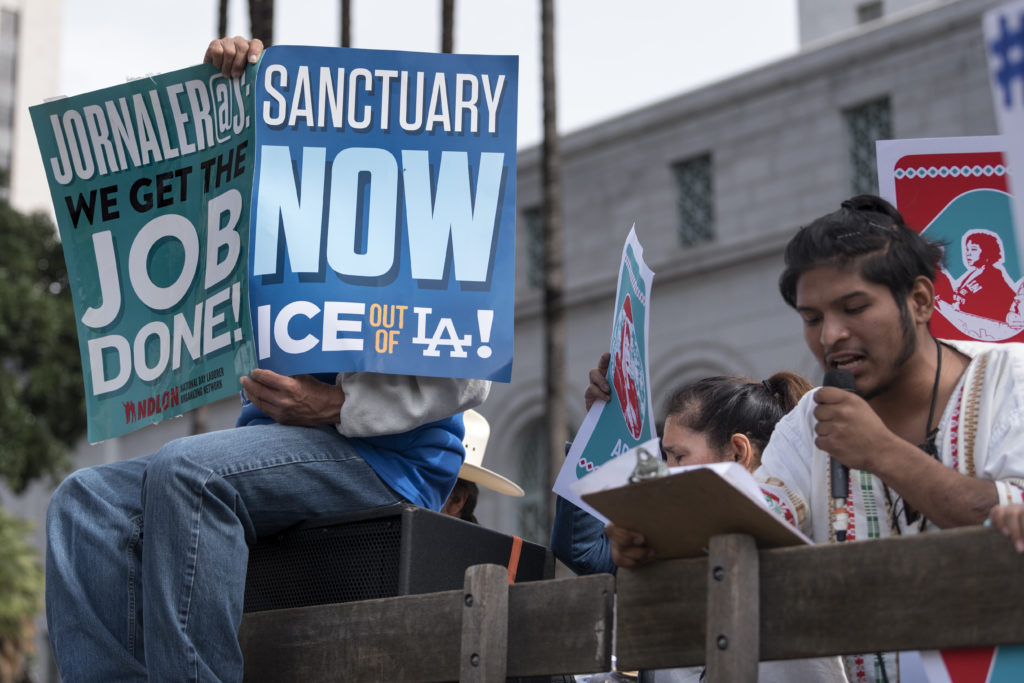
xmin=873 ymin=340 xmax=943 ymax=683
xmin=883 ymin=337 xmax=943 ymax=533
xmin=919 ymin=336 xmax=942 ymax=458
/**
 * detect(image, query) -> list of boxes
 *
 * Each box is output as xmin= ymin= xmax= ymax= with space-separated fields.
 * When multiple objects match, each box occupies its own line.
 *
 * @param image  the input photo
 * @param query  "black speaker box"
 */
xmin=243 ymin=503 xmax=554 ymax=613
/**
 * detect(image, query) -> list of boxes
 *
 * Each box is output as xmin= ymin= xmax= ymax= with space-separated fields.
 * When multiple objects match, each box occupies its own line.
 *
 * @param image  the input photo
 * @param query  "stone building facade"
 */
xmin=475 ymin=0 xmax=1003 ymax=541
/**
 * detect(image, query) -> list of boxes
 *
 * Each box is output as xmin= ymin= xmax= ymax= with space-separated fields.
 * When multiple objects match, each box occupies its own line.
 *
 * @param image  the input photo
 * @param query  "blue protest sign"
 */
xmin=249 ymin=46 xmax=518 ymax=381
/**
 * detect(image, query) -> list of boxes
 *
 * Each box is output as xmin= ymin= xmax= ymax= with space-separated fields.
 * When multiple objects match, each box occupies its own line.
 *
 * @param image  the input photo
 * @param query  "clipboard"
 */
xmin=581 ymin=467 xmax=811 ymax=560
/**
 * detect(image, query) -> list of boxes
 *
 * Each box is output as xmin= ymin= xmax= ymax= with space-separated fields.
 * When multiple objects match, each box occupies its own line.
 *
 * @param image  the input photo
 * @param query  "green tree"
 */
xmin=0 ymin=201 xmax=85 ymax=493
xmin=0 ymin=509 xmax=43 ymax=682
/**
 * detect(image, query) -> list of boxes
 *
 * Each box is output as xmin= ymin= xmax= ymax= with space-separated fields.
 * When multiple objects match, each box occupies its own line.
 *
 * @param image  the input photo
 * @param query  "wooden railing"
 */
xmin=239 ymin=525 xmax=1024 ymax=682
xmin=239 ymin=569 xmax=613 ymax=681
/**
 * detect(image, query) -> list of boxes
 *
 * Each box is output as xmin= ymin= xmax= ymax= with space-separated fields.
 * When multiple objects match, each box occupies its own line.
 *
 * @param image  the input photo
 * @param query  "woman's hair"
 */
xmin=664 ymin=371 xmax=813 ymax=459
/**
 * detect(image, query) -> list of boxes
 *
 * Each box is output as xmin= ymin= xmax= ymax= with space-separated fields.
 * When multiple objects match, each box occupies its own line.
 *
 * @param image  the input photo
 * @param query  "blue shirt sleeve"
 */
xmin=550 ymin=494 xmax=617 ymax=575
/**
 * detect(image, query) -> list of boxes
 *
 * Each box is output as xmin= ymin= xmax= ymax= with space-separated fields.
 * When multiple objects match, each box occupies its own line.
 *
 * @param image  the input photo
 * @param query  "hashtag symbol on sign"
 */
xmin=991 ymin=12 xmax=1024 ymax=108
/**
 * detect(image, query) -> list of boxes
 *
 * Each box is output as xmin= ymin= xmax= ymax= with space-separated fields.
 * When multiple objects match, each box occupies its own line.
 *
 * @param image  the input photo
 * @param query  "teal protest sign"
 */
xmin=30 ymin=64 xmax=258 ymax=442
xmin=553 ymin=227 xmax=656 ymax=521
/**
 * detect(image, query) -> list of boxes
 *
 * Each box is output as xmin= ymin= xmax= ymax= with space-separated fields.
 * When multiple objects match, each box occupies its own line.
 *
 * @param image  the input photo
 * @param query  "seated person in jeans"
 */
xmin=44 ymin=36 xmax=490 ymax=683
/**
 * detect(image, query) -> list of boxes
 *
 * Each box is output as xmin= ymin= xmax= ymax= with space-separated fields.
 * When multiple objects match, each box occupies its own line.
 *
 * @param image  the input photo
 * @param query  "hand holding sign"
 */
xmin=204 ymin=37 xmax=264 ymax=78
xmin=240 ymin=368 xmax=343 ymax=426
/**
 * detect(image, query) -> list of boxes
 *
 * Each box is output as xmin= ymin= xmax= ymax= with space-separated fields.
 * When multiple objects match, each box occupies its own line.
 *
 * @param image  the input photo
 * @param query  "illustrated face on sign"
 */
xmin=888 ymin=149 xmax=1023 ymax=343
xmin=612 ymin=294 xmax=643 ymax=440
xmin=944 ymin=230 xmax=1018 ymax=329
xmin=965 ymin=240 xmax=982 ymax=268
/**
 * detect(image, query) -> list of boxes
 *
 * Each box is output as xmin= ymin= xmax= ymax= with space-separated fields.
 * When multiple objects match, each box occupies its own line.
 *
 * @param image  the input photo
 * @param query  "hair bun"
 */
xmin=841 ymin=194 xmax=904 ymax=225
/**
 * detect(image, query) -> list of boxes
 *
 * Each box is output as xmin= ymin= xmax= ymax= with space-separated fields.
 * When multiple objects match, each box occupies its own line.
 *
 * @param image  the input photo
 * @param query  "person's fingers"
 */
xmin=584 ymin=384 xmax=608 ymax=411
xmin=239 ymin=375 xmax=267 ymax=407
xmin=584 ymin=353 xmax=612 ymax=410
xmin=813 ymin=385 xmax=857 ymax=406
xmin=989 ymin=505 xmax=1004 ymax=525
xmin=203 ymin=39 xmax=222 ymax=64
xmin=204 ymin=37 xmax=237 ymax=73
xmin=606 ymin=523 xmax=654 ymax=568
xmin=605 ymin=523 xmax=644 ymax=546
xmin=610 ymin=549 xmax=640 ymax=569
xmin=248 ymin=368 xmax=296 ymax=391
xmin=586 ymin=365 xmax=611 ymax=410
xmin=247 ymin=38 xmax=264 ymax=64
xmin=204 ymin=36 xmax=258 ymax=78
xmin=1008 ymin=508 xmax=1024 ymax=553
xmin=243 ymin=370 xmax=296 ymax=409
xmin=588 ymin=367 xmax=610 ymax=394
xmin=226 ymin=35 xmax=253 ymax=78
xmin=609 ymin=541 xmax=655 ymax=569
xmin=596 ymin=353 xmax=610 ymax=385
xmin=989 ymin=506 xmax=1024 ymax=554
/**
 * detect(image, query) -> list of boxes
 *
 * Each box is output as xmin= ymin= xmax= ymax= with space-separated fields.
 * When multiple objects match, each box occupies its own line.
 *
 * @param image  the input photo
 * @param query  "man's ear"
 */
xmin=910 ymin=275 xmax=936 ymax=323
xmin=729 ymin=433 xmax=757 ymax=472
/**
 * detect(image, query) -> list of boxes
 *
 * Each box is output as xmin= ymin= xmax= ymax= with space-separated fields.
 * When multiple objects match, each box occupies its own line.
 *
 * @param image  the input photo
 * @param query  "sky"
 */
xmin=58 ymin=0 xmax=799 ymax=149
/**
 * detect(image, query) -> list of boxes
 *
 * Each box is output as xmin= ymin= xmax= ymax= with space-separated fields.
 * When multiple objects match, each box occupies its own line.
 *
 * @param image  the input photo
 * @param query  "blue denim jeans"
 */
xmin=45 ymin=423 xmax=404 ymax=682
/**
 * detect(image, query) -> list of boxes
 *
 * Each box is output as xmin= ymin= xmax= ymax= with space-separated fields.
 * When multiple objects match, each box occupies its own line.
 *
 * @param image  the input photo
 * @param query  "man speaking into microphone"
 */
xmin=601 ymin=194 xmax=1024 ymax=681
xmin=752 ymin=194 xmax=1024 ymax=682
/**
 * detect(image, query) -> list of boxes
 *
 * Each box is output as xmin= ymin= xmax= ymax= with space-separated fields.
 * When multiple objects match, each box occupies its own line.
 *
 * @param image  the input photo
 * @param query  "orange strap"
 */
xmin=507 ymin=535 xmax=523 ymax=584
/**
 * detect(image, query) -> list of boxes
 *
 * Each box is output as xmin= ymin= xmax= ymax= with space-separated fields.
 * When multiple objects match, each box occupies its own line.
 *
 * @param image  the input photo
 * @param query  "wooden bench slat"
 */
xmin=461 ymin=564 xmax=509 ymax=682
xmin=239 ymin=572 xmax=615 ymax=681
xmin=242 ymin=526 xmax=1024 ymax=680
xmin=616 ymin=526 xmax=1024 ymax=670
xmin=507 ymin=573 xmax=615 ymax=676
xmin=240 ymin=590 xmax=461 ymax=681
xmin=705 ymin=534 xmax=759 ymax=683
xmin=759 ymin=525 xmax=1024 ymax=659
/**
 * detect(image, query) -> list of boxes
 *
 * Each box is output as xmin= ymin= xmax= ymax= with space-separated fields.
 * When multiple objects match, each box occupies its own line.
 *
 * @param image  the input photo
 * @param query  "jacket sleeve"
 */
xmin=335 ymin=373 xmax=491 ymax=437
xmin=550 ymin=495 xmax=617 ymax=576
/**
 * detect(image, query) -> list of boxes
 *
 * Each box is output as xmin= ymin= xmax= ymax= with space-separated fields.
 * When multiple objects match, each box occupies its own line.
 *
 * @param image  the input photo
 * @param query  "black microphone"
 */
xmin=823 ymin=368 xmax=855 ymax=541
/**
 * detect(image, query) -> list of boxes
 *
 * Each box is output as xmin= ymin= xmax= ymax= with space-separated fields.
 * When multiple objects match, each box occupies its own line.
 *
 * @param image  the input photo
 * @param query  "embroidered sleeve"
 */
xmin=979 ymin=374 xmax=1024 ymax=503
xmin=759 ymin=477 xmax=809 ymax=531
xmin=995 ymin=480 xmax=1024 ymax=506
xmin=948 ymin=344 xmax=1024 ymax=513
xmin=755 ymin=395 xmax=817 ymax=535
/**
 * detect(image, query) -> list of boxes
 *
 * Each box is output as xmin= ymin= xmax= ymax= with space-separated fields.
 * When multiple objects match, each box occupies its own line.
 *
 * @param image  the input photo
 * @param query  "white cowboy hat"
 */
xmin=460 ymin=410 xmax=525 ymax=497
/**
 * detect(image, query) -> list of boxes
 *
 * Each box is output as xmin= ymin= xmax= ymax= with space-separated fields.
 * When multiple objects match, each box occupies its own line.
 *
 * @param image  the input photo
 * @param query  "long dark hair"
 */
xmin=664 ymin=371 xmax=812 ymax=456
